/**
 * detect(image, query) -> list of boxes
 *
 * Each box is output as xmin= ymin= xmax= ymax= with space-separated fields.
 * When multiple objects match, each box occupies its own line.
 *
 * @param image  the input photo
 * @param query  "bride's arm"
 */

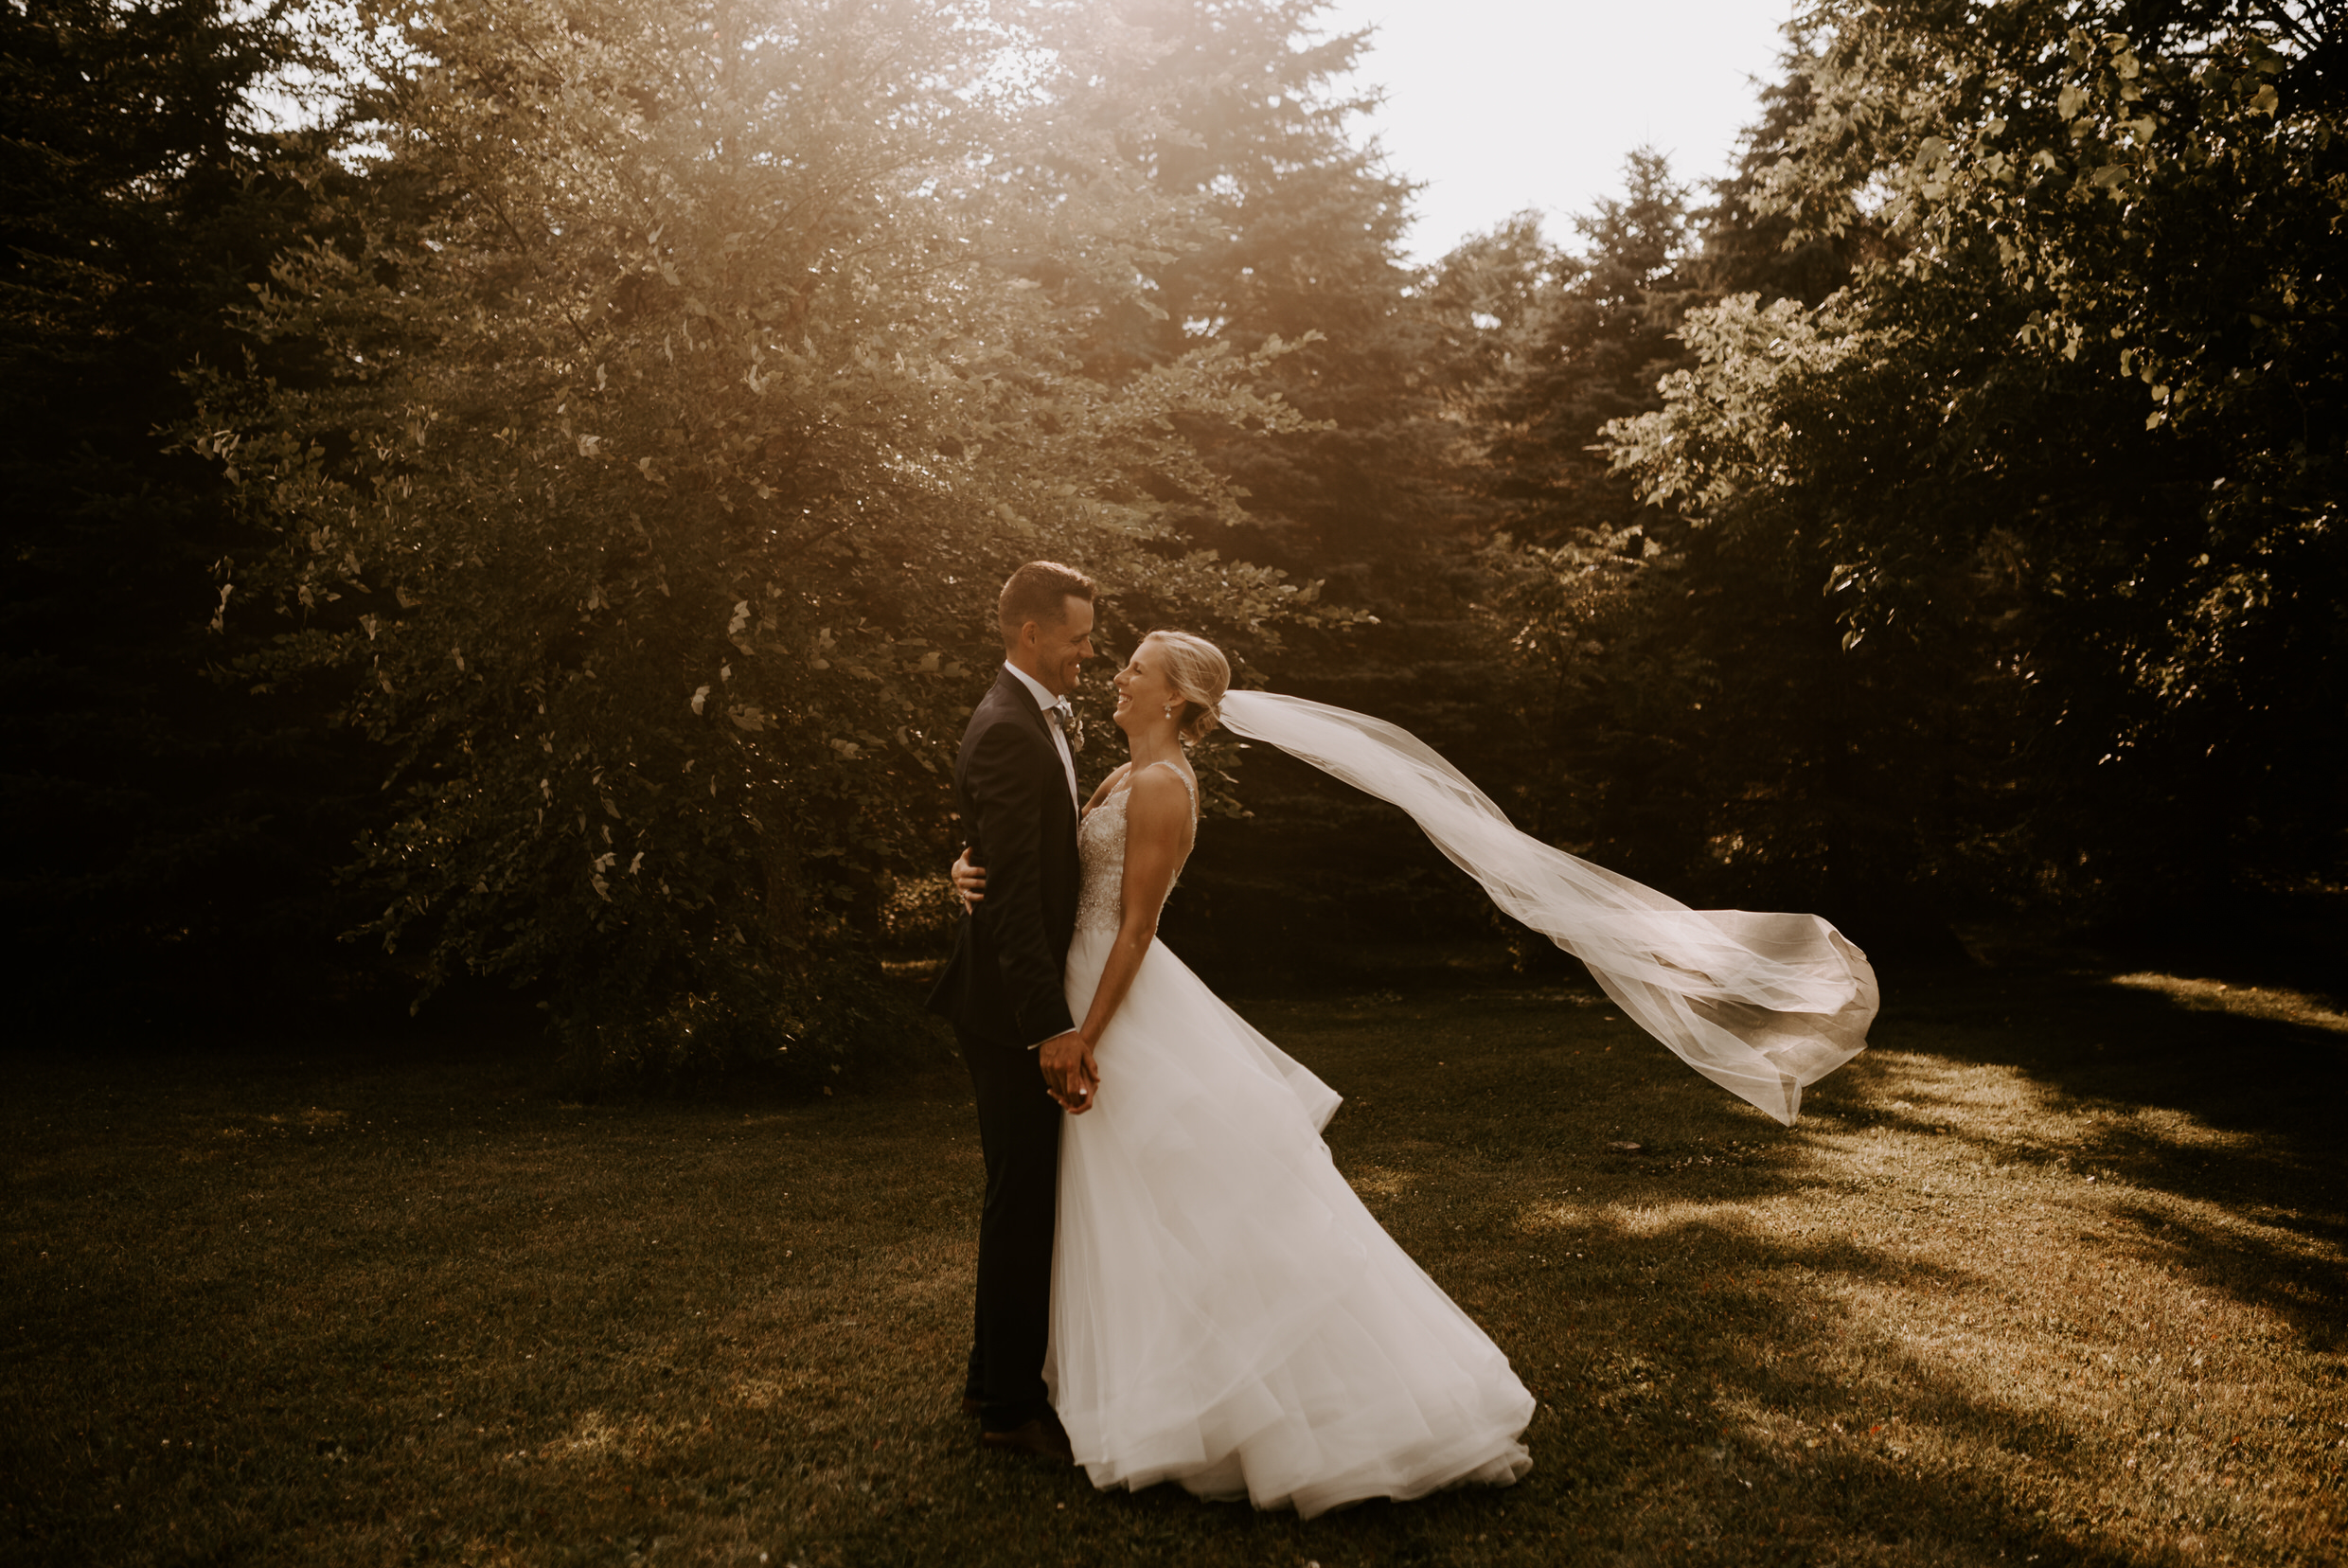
xmin=1082 ymin=761 xmax=1132 ymax=816
xmin=1074 ymin=767 xmax=1195 ymax=1052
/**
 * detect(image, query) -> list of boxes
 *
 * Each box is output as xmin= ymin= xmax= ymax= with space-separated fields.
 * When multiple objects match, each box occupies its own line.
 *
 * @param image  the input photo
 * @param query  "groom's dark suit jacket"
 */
xmin=927 ymin=669 xmax=1081 ymax=1046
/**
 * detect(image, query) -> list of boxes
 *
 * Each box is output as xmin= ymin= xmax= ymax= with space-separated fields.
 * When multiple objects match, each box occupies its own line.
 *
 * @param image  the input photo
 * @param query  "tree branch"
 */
xmin=479 ymin=192 xmax=601 ymax=363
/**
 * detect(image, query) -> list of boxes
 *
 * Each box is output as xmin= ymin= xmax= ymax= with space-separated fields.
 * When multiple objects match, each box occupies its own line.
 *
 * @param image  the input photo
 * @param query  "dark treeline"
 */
xmin=5 ymin=0 xmax=2339 ymax=1078
xmin=1 ymin=0 xmax=372 ymax=1021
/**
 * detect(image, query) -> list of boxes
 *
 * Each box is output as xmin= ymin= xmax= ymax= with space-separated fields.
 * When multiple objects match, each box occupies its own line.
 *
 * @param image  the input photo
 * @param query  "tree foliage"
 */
xmin=1032 ymin=3 xmax=1437 ymax=576
xmin=1464 ymin=151 xmax=1703 ymax=552
xmin=1468 ymin=4 xmax=2342 ymax=946
xmin=196 ymin=0 xmax=1340 ymax=1076
xmin=1609 ymin=0 xmax=2344 ymax=918
xmin=1426 ymin=159 xmax=1730 ymax=925
xmin=0 ymin=0 xmax=370 ymax=1017
xmin=1023 ymin=0 xmax=1470 ymax=975
xmin=18 ymin=0 xmax=2339 ymax=1052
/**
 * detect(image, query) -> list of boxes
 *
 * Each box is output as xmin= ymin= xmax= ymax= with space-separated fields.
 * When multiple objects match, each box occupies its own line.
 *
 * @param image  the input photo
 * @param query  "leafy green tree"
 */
xmin=1467 ymin=124 xmax=2011 ymax=951
xmin=1607 ymin=0 xmax=2346 ymax=921
xmin=196 ymin=0 xmax=1328 ymax=1077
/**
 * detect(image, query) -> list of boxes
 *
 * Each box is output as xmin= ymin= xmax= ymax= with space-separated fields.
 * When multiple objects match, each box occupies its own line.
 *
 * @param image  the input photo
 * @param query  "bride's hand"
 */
xmin=950 ymin=847 xmax=987 ymax=911
xmin=1039 ymin=1029 xmax=1100 ymax=1114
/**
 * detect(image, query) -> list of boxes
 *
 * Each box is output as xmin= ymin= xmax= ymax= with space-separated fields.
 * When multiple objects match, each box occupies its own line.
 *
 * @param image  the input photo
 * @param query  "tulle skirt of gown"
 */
xmin=1046 ymin=929 xmax=1535 ymax=1517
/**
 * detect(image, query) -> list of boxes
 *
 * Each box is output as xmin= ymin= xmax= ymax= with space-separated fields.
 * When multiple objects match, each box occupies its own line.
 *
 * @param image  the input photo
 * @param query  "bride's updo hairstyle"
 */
xmin=1145 ymin=630 xmax=1230 ymax=744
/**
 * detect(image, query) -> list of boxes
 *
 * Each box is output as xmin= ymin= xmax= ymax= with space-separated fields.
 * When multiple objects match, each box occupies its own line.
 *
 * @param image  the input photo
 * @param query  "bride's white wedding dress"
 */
xmin=1045 ymin=761 xmax=1534 ymax=1517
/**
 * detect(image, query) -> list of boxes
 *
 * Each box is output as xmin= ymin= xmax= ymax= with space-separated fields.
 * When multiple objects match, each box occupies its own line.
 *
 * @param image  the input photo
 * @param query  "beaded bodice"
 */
xmin=1074 ymin=761 xmax=1198 ymax=936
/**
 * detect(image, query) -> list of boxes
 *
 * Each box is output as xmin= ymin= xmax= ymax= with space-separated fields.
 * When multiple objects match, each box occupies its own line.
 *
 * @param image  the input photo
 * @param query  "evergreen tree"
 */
xmin=1014 ymin=1 xmax=1509 ymax=974
xmin=1431 ymin=157 xmax=1717 ymax=923
xmin=1694 ymin=45 xmax=1881 ymax=309
xmin=0 ymin=0 xmax=368 ymax=1022
xmin=1052 ymin=1 xmax=1439 ymax=577
xmin=1473 ymin=150 xmax=1701 ymax=552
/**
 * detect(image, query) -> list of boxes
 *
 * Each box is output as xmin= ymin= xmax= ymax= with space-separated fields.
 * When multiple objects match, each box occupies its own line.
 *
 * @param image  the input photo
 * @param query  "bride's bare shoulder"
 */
xmin=1125 ymin=761 xmax=1197 ymax=830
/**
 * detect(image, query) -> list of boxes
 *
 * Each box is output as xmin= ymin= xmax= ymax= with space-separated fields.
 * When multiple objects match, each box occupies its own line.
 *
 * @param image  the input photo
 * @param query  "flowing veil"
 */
xmin=1216 ymin=691 xmax=1878 ymax=1125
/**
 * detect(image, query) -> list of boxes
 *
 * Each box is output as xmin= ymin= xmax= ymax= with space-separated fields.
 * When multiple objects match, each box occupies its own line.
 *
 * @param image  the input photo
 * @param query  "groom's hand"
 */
xmin=950 ymin=847 xmax=987 ymax=911
xmin=1038 ymin=1029 xmax=1099 ymax=1114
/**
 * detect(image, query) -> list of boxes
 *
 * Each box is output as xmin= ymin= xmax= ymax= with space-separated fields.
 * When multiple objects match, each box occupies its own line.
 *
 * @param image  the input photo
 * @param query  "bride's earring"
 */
xmin=1163 ymin=703 xmax=1175 ymax=720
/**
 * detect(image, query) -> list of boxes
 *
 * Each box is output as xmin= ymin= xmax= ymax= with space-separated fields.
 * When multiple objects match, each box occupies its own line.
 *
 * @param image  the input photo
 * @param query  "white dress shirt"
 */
xmin=1003 ymin=660 xmax=1080 ymax=811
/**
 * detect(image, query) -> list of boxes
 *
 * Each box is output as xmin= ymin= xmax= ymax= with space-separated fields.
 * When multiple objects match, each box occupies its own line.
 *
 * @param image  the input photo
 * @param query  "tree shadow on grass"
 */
xmin=1850 ymin=961 xmax=2348 ymax=1352
xmin=1519 ymin=1217 xmax=2196 ymax=1568
xmin=1242 ymin=964 xmax=2342 ymax=1567
xmin=1031 ymin=1216 xmax=2193 ymax=1568
xmin=6 ymin=953 xmax=2339 ymax=1568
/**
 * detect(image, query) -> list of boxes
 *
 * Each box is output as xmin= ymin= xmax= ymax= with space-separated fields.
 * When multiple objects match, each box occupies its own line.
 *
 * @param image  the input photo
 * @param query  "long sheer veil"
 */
xmin=1216 ymin=691 xmax=1878 ymax=1125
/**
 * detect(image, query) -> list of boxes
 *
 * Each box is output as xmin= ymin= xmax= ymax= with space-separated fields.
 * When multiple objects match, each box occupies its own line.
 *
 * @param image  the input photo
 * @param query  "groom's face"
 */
xmin=1031 ymin=596 xmax=1095 ymax=698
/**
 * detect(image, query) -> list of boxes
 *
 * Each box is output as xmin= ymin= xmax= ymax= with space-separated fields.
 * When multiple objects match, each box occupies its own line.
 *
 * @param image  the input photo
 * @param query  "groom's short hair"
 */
xmin=998 ymin=561 xmax=1095 ymax=648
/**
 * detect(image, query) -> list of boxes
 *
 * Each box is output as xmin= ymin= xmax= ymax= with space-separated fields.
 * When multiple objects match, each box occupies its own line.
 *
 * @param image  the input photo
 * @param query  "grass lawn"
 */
xmin=4 ymin=950 xmax=2342 ymax=1567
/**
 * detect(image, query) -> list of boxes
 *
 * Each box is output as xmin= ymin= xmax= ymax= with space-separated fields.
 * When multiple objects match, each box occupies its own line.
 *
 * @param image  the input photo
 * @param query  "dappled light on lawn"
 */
xmin=1486 ymin=1040 xmax=2341 ymax=1566
xmin=2107 ymin=972 xmax=2348 ymax=1036
xmin=4 ymin=953 xmax=2339 ymax=1564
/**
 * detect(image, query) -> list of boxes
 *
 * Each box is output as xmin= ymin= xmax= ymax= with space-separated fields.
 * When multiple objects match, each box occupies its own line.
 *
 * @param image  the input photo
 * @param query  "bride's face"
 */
xmin=1111 ymin=640 xmax=1180 ymax=734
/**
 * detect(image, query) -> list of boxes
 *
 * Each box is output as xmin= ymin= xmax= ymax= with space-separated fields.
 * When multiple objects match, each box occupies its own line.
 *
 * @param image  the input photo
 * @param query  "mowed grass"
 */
xmin=3 ymin=954 xmax=2343 ymax=1568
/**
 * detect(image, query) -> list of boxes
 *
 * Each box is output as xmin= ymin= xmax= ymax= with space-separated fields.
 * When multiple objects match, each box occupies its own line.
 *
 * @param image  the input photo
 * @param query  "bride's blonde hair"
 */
xmin=1145 ymin=631 xmax=1229 ymax=744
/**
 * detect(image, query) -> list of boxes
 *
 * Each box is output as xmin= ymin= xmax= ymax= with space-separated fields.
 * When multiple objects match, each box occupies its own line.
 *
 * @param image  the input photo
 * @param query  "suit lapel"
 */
xmin=995 ymin=667 xmax=1052 ymax=741
xmin=993 ymin=667 xmax=1057 ymax=751
xmin=991 ymin=668 xmax=1076 ymax=816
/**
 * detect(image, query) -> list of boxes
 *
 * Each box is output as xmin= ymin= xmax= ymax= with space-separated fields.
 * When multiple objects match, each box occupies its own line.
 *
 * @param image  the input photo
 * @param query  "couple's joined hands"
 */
xmin=1041 ymin=1028 xmax=1100 ymax=1114
xmin=951 ymin=851 xmax=1097 ymax=1112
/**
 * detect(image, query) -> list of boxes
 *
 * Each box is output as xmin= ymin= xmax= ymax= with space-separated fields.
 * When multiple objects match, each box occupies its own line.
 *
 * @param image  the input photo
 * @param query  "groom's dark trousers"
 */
xmin=927 ymin=669 xmax=1081 ymax=1432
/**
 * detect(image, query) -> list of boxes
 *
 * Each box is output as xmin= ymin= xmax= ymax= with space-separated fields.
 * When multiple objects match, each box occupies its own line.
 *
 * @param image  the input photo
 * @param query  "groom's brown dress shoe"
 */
xmin=979 ymin=1416 xmax=1074 ymax=1463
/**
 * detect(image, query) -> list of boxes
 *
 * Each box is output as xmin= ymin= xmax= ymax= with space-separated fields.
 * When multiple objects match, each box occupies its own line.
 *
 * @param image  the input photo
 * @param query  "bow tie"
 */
xmin=1045 ymin=696 xmax=1083 ymax=753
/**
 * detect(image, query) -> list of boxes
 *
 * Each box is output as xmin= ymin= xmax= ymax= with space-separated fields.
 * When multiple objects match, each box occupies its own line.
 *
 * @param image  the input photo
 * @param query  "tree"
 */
xmin=0 ymin=0 xmax=368 ymax=1023
xmin=985 ymin=1 xmax=1509 ymax=974
xmin=1468 ymin=150 xmax=1702 ymax=552
xmin=1607 ymin=0 xmax=2346 ymax=922
xmin=1049 ymin=1 xmax=1438 ymax=572
xmin=196 ymin=0 xmax=1330 ymax=1078
xmin=1694 ymin=43 xmax=1882 ymax=309
xmin=1465 ymin=127 xmax=1992 ymax=953
xmin=1423 ymin=156 xmax=1743 ymax=935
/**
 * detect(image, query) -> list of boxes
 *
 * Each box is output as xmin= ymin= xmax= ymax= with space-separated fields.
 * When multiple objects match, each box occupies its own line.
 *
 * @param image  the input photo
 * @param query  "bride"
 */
xmin=955 ymin=629 xmax=1877 ymax=1516
xmin=1041 ymin=631 xmax=1535 ymax=1515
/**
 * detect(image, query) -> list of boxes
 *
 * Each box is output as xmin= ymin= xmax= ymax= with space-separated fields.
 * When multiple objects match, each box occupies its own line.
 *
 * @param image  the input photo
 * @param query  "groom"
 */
xmin=927 ymin=561 xmax=1102 ymax=1462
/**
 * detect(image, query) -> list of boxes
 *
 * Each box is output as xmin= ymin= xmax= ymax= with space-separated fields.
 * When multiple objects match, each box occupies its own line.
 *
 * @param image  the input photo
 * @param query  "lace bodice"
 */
xmin=1074 ymin=761 xmax=1198 ymax=936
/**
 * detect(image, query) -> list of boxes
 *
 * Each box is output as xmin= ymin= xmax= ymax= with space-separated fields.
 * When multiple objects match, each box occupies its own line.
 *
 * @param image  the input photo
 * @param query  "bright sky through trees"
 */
xmin=1316 ymin=0 xmax=1793 ymax=261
